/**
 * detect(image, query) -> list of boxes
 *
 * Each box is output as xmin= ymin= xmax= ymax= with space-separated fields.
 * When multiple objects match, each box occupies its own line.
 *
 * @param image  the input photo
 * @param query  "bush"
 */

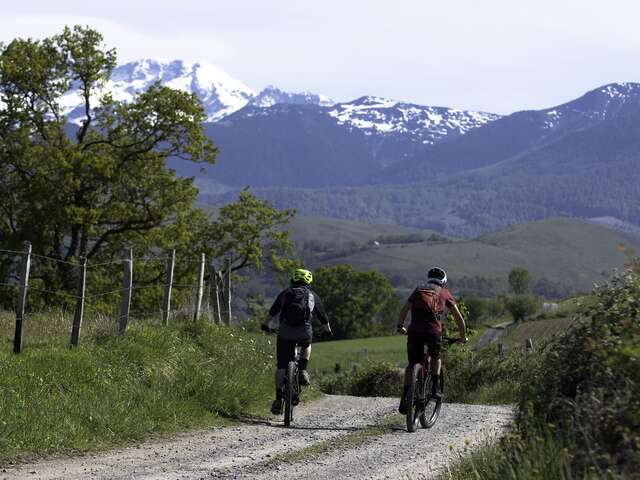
xmin=520 ymin=262 xmax=640 ymax=476
xmin=445 ymin=344 xmax=535 ymax=405
xmin=506 ymin=294 xmax=540 ymax=322
xmin=320 ymin=361 xmax=402 ymax=397
xmin=313 ymin=264 xmax=400 ymax=339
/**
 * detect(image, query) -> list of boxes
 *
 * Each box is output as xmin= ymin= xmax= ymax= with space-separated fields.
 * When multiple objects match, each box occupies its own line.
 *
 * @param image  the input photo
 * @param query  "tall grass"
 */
xmin=442 ymin=426 xmax=575 ymax=480
xmin=0 ymin=319 xmax=273 ymax=461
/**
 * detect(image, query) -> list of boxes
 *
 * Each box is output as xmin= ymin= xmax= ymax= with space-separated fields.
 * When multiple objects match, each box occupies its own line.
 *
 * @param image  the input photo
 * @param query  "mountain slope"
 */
xmin=208 ymin=82 xmax=640 ymax=236
xmin=193 ymin=99 xmax=500 ymax=187
xmin=377 ymin=82 xmax=640 ymax=181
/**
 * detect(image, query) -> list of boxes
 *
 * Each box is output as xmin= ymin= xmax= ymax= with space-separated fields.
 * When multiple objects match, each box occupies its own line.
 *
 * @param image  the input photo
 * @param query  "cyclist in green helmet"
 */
xmin=262 ymin=268 xmax=331 ymax=415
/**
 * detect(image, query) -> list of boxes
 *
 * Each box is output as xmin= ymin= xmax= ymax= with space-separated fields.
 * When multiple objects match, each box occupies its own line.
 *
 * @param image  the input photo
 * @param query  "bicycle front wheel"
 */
xmin=284 ymin=361 xmax=297 ymax=427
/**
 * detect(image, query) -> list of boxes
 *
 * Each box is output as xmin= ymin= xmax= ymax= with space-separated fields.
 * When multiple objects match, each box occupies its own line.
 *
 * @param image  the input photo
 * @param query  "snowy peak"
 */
xmin=249 ymin=85 xmax=333 ymax=107
xmin=60 ymin=59 xmax=336 ymax=122
xmin=541 ymin=82 xmax=640 ymax=130
xmin=61 ymin=58 xmax=256 ymax=122
xmin=328 ymin=97 xmax=500 ymax=143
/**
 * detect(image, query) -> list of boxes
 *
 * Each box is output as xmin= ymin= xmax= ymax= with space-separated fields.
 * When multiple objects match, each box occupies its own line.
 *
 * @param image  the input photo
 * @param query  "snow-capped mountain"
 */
xmin=327 ymin=96 xmax=500 ymax=144
xmin=61 ymin=59 xmax=255 ymax=122
xmin=541 ymin=82 xmax=640 ymax=130
xmin=60 ymin=59 xmax=335 ymax=123
xmin=249 ymin=86 xmax=333 ymax=108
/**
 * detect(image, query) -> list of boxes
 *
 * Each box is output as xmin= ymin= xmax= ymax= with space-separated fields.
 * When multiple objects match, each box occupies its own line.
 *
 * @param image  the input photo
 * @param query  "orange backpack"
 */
xmin=415 ymin=284 xmax=445 ymax=317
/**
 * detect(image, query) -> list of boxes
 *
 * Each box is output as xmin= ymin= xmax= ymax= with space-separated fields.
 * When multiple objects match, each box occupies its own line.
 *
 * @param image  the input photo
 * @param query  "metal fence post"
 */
xmin=193 ymin=252 xmax=205 ymax=322
xmin=70 ymin=257 xmax=87 ymax=348
xmin=119 ymin=247 xmax=133 ymax=335
xmin=13 ymin=241 xmax=32 ymax=354
xmin=162 ymin=249 xmax=175 ymax=326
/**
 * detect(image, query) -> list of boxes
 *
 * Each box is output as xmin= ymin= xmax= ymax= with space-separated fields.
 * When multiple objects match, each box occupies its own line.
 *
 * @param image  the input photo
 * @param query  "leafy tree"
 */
xmin=506 ymin=294 xmax=539 ymax=322
xmin=0 ymin=26 xmax=216 ymax=290
xmin=313 ymin=264 xmax=400 ymax=339
xmin=508 ymin=267 xmax=532 ymax=295
xmin=208 ymin=189 xmax=296 ymax=276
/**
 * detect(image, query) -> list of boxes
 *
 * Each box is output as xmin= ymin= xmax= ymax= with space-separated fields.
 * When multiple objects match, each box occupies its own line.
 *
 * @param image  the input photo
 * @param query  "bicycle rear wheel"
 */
xmin=405 ymin=363 xmax=422 ymax=432
xmin=284 ymin=361 xmax=297 ymax=427
xmin=420 ymin=369 xmax=443 ymax=428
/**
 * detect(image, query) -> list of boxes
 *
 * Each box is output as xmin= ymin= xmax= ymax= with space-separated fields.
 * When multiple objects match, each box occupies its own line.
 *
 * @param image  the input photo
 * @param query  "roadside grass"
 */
xmin=0 ymin=318 xmax=274 ymax=462
xmin=440 ymin=427 xmax=574 ymax=480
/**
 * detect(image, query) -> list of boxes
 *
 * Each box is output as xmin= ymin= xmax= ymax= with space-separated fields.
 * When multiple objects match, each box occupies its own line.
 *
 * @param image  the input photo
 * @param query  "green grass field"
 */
xmin=311 ymin=335 xmax=406 ymax=373
xmin=288 ymin=215 xmax=438 ymax=247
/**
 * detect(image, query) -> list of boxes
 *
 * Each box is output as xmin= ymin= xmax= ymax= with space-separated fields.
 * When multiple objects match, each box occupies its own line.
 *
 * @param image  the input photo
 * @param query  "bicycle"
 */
xmin=402 ymin=335 xmax=463 ymax=433
xmin=262 ymin=325 xmax=332 ymax=427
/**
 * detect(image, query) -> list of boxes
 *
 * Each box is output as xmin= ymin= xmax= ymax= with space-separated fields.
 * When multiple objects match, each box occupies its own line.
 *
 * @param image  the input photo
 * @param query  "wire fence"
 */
xmin=0 ymin=243 xmax=234 ymax=353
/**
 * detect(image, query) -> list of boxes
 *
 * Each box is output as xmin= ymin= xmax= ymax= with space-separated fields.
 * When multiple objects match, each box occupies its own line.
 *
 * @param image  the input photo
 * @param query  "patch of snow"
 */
xmin=328 ymin=97 xmax=500 ymax=142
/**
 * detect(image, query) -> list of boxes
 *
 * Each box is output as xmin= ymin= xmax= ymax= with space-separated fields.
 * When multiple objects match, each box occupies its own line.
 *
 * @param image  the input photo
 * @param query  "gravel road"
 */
xmin=2 ymin=396 xmax=512 ymax=480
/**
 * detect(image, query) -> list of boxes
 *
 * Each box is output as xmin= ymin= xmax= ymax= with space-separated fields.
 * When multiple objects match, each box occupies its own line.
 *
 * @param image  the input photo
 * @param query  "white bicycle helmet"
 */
xmin=427 ymin=267 xmax=447 ymax=286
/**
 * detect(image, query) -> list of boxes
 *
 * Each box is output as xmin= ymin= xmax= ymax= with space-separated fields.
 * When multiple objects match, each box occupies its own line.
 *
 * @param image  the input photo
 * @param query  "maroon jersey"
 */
xmin=407 ymin=284 xmax=457 ymax=335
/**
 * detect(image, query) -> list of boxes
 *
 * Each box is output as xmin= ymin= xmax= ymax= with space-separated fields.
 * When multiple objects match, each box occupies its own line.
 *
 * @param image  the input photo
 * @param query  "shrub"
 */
xmin=506 ymin=294 xmax=540 ymax=322
xmin=320 ymin=361 xmax=402 ymax=397
xmin=520 ymin=260 xmax=640 ymax=476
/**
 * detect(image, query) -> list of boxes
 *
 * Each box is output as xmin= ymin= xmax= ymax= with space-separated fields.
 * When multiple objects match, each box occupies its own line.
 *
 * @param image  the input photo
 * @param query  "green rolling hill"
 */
xmin=290 ymin=217 xmax=640 ymax=297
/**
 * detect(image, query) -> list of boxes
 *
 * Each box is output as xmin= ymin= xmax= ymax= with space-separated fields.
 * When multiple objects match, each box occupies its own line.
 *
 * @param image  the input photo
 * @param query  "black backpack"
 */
xmin=281 ymin=286 xmax=311 ymax=326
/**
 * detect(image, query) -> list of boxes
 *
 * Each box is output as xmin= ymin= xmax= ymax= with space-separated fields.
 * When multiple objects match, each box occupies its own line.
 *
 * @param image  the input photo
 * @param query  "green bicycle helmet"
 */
xmin=292 ymin=268 xmax=313 ymax=285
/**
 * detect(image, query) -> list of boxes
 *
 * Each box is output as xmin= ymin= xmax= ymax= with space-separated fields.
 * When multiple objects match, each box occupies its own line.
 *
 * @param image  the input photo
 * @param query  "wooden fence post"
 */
xmin=70 ymin=257 xmax=87 ymax=348
xmin=225 ymin=257 xmax=232 ymax=325
xmin=13 ymin=241 xmax=32 ymax=354
xmin=209 ymin=264 xmax=222 ymax=324
xmin=162 ymin=249 xmax=175 ymax=326
xmin=193 ymin=252 xmax=205 ymax=322
xmin=525 ymin=337 xmax=534 ymax=352
xmin=497 ymin=343 xmax=505 ymax=357
xmin=119 ymin=247 xmax=133 ymax=335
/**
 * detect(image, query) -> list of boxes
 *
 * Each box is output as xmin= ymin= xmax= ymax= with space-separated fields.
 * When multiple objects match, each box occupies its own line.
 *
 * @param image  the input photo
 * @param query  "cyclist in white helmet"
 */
xmin=396 ymin=267 xmax=467 ymax=413
xmin=262 ymin=268 xmax=331 ymax=415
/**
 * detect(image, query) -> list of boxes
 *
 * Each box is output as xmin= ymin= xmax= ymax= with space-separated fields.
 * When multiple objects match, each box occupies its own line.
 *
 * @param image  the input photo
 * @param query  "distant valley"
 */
xmin=60 ymin=59 xmax=640 ymax=238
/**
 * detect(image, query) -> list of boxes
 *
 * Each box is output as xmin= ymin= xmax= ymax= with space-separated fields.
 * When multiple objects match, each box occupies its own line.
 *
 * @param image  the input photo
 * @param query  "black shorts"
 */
xmin=276 ymin=336 xmax=311 ymax=369
xmin=407 ymin=332 xmax=442 ymax=365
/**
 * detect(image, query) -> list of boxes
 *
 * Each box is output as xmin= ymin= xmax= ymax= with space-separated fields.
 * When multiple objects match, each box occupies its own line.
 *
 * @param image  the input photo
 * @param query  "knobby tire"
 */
xmin=420 ymin=369 xmax=443 ymax=428
xmin=406 ymin=363 xmax=422 ymax=432
xmin=284 ymin=361 xmax=297 ymax=427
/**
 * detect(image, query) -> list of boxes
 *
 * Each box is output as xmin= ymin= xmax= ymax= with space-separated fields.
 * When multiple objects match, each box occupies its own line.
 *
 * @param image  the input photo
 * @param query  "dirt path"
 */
xmin=2 ymin=396 xmax=512 ymax=480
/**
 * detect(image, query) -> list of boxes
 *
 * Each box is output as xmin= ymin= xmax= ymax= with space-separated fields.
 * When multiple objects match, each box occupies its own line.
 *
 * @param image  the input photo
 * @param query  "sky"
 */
xmin=1 ymin=0 xmax=639 ymax=114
